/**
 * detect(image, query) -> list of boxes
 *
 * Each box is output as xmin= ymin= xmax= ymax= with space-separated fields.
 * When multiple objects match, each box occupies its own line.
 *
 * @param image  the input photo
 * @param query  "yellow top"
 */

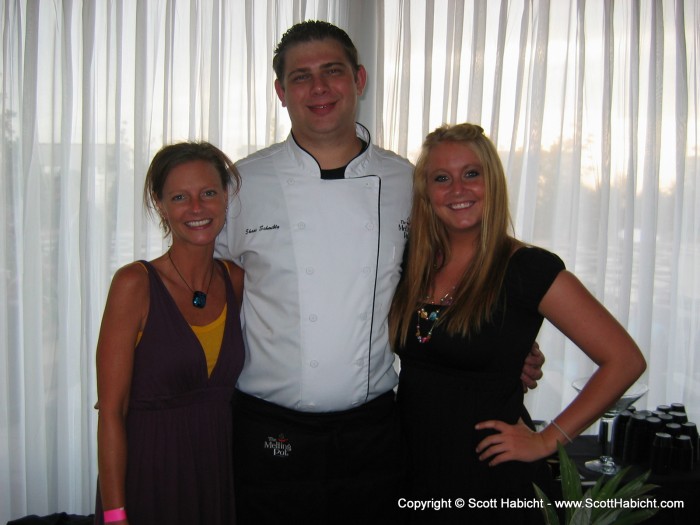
xmin=191 ymin=304 xmax=227 ymax=377
xmin=135 ymin=305 xmax=227 ymax=377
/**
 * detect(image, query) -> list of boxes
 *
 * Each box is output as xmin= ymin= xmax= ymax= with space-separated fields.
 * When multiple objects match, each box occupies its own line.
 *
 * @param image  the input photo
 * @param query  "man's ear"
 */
xmin=274 ymin=79 xmax=287 ymax=107
xmin=355 ymin=65 xmax=367 ymax=96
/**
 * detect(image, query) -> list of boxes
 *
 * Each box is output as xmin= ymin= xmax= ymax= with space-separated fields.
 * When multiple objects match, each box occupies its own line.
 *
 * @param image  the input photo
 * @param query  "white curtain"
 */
xmin=1 ymin=0 xmax=698 ymax=520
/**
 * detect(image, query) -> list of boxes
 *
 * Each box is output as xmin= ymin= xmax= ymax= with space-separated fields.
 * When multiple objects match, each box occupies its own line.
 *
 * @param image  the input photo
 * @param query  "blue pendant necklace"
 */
xmin=415 ymin=289 xmax=454 ymax=344
xmin=168 ymin=250 xmax=214 ymax=309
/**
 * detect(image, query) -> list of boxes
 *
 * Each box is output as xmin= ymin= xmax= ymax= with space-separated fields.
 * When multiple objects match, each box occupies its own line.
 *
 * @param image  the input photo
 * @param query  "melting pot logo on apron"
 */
xmin=264 ymin=433 xmax=292 ymax=458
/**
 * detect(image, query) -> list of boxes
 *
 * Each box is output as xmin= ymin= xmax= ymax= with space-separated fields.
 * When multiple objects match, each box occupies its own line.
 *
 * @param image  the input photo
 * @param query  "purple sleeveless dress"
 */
xmin=95 ymin=260 xmax=243 ymax=525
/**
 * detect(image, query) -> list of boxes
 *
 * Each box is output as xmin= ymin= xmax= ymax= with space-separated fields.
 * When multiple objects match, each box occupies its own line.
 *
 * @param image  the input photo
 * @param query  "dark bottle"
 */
xmin=650 ymin=432 xmax=673 ymax=474
xmin=680 ymin=422 xmax=699 ymax=463
xmin=665 ymin=422 xmax=682 ymax=438
xmin=657 ymin=413 xmax=673 ymax=425
xmin=672 ymin=434 xmax=694 ymax=472
xmin=670 ymin=402 xmax=686 ymax=414
xmin=611 ymin=410 xmax=632 ymax=460
xmin=669 ymin=411 xmax=688 ymax=424
xmin=644 ymin=417 xmax=664 ymax=465
xmin=623 ymin=413 xmax=648 ymax=465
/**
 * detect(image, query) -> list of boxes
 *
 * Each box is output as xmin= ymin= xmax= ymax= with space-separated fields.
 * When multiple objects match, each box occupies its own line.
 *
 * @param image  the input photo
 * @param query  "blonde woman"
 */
xmin=389 ymin=123 xmax=645 ymax=524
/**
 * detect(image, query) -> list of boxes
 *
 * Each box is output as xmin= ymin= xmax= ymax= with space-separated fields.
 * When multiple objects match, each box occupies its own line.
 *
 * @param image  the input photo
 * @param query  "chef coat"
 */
xmin=216 ymin=124 xmax=413 ymax=411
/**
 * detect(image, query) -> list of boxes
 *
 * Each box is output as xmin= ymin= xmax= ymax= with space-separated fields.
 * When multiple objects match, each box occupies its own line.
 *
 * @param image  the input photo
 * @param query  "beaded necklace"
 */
xmin=415 ymin=290 xmax=454 ymax=344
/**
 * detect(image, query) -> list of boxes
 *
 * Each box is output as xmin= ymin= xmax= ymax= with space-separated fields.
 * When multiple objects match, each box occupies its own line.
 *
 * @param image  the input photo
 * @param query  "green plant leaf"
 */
xmin=589 ymin=468 xmax=629 ymax=522
xmin=569 ymin=503 xmax=592 ymax=525
xmin=593 ymin=466 xmax=628 ymax=499
xmin=590 ymin=507 xmax=625 ymax=525
xmin=535 ymin=443 xmax=659 ymax=525
xmin=611 ymin=509 xmax=658 ymax=525
xmin=614 ymin=472 xmax=656 ymax=500
xmin=589 ymin=474 xmax=607 ymax=500
xmin=533 ymin=483 xmax=560 ymax=525
xmin=556 ymin=442 xmax=584 ymax=524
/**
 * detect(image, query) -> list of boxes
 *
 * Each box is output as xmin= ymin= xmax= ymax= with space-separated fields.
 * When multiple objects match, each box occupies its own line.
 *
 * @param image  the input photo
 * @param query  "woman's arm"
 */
xmin=475 ymin=270 xmax=646 ymax=465
xmin=96 ymin=263 xmax=149 ymax=519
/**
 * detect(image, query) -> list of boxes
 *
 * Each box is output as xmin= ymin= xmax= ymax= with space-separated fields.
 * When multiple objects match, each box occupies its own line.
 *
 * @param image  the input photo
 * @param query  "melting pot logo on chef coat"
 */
xmin=264 ymin=433 xmax=292 ymax=458
xmin=245 ymin=224 xmax=280 ymax=235
xmin=399 ymin=219 xmax=410 ymax=239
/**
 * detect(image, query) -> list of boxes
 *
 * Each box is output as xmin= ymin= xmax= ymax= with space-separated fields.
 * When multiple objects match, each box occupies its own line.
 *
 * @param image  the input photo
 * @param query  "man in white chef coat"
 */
xmin=216 ymin=20 xmax=544 ymax=524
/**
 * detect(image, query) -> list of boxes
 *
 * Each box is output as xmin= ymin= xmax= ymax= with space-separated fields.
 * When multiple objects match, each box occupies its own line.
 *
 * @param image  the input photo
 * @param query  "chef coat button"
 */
xmin=305 ymin=267 xmax=315 ymax=275
xmin=287 ymin=178 xmax=296 ymax=185
xmin=310 ymin=360 xmax=319 ymax=368
xmin=355 ymin=359 xmax=364 ymax=367
xmin=359 ymin=312 xmax=368 ymax=321
xmin=362 ymin=266 xmax=371 ymax=275
xmin=365 ymin=222 xmax=375 ymax=231
xmin=309 ymin=314 xmax=318 ymax=322
xmin=297 ymin=221 xmax=306 ymax=230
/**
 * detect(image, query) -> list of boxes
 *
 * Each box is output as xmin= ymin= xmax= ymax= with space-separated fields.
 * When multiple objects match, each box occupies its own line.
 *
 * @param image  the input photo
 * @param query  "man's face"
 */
xmin=275 ymin=38 xmax=366 ymax=146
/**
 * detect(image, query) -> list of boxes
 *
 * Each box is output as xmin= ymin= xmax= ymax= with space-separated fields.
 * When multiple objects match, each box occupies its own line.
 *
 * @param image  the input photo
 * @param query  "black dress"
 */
xmin=396 ymin=247 xmax=564 ymax=524
xmin=95 ymin=260 xmax=244 ymax=525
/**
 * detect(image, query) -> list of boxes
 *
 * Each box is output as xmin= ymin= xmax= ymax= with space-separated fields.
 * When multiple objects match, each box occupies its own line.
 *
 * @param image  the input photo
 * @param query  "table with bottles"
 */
xmin=555 ymin=402 xmax=699 ymax=524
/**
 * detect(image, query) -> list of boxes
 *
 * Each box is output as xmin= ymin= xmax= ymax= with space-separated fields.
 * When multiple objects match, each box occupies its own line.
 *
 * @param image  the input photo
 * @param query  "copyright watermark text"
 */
xmin=397 ymin=496 xmax=685 ymax=512
xmin=397 ymin=497 xmax=545 ymax=511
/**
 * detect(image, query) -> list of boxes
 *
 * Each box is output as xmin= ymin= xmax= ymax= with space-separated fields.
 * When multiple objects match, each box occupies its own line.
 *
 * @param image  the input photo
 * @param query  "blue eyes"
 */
xmin=171 ymin=190 xmax=217 ymax=202
xmin=433 ymin=170 xmax=480 ymax=183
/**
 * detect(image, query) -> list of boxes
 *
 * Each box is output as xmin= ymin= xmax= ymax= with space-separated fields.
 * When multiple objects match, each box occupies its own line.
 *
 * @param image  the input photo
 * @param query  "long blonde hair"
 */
xmin=389 ymin=123 xmax=519 ymax=347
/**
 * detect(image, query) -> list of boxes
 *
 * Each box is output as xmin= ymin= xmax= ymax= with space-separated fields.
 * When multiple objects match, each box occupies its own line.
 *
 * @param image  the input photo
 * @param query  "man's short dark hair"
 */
xmin=273 ymin=20 xmax=360 ymax=83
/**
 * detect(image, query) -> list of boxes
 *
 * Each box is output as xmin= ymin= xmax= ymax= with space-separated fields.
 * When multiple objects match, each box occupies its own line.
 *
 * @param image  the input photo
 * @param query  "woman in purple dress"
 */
xmin=390 ymin=123 xmax=646 ymax=523
xmin=95 ymin=142 xmax=244 ymax=525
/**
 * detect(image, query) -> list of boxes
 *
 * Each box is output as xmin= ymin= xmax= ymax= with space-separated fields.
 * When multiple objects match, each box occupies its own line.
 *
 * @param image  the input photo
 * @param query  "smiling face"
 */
xmin=274 ymin=38 xmax=366 ymax=147
xmin=425 ymin=141 xmax=485 ymax=241
xmin=157 ymin=160 xmax=228 ymax=247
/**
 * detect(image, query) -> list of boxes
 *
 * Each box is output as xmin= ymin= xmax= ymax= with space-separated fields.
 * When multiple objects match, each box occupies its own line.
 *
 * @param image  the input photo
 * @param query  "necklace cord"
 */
xmin=167 ymin=250 xmax=215 ymax=308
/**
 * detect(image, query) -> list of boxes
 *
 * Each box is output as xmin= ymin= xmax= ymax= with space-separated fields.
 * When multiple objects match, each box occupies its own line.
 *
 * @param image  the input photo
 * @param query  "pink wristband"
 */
xmin=103 ymin=507 xmax=127 ymax=523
